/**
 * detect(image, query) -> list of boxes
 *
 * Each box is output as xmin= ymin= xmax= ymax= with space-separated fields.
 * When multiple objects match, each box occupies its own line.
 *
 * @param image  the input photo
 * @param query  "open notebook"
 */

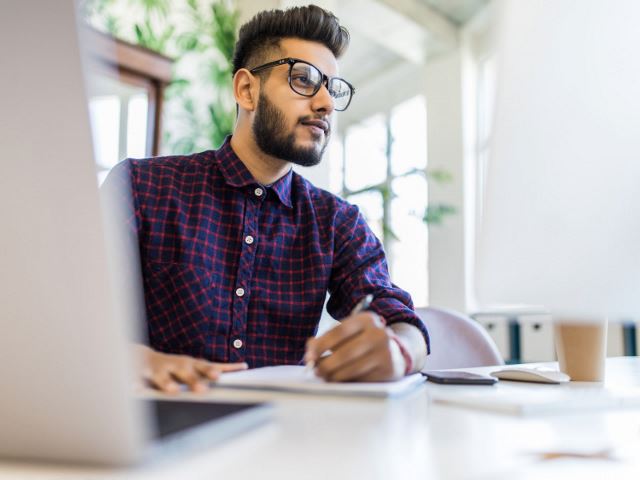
xmin=215 ymin=366 xmax=425 ymax=397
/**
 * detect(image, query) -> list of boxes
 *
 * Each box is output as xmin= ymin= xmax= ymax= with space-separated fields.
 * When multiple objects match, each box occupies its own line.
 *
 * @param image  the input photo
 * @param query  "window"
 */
xmin=340 ymin=95 xmax=428 ymax=306
xmin=89 ymin=83 xmax=149 ymax=185
xmin=475 ymin=54 xmax=496 ymax=225
xmin=82 ymin=26 xmax=173 ymax=185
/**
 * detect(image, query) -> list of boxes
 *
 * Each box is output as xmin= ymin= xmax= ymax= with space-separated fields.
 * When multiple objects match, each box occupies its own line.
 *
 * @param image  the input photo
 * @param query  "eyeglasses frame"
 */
xmin=248 ymin=57 xmax=355 ymax=111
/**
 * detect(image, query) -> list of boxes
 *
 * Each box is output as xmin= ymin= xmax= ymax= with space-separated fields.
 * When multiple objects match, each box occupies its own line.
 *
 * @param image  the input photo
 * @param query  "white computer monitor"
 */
xmin=475 ymin=0 xmax=640 ymax=320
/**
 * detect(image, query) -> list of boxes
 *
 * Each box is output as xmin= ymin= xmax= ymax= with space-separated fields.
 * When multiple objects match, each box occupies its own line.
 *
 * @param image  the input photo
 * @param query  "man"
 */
xmin=110 ymin=5 xmax=430 ymax=392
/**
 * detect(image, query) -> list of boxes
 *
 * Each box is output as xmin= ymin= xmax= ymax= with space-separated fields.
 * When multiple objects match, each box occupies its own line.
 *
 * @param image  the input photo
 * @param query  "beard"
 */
xmin=252 ymin=93 xmax=329 ymax=167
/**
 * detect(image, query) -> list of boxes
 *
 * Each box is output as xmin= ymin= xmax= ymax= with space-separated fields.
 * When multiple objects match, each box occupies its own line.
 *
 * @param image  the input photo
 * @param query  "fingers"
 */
xmin=319 ymin=351 xmax=381 ymax=382
xmin=315 ymin=326 xmax=391 ymax=382
xmin=215 ymin=362 xmax=249 ymax=373
xmin=351 ymin=365 xmax=389 ymax=383
xmin=306 ymin=312 xmax=381 ymax=363
xmin=309 ymin=313 xmax=399 ymax=382
xmin=193 ymin=361 xmax=248 ymax=381
xmin=314 ymin=332 xmax=378 ymax=380
xmin=171 ymin=362 xmax=208 ymax=393
xmin=330 ymin=359 xmax=387 ymax=383
xmin=143 ymin=349 xmax=247 ymax=394
xmin=193 ymin=360 xmax=221 ymax=380
xmin=148 ymin=369 xmax=181 ymax=394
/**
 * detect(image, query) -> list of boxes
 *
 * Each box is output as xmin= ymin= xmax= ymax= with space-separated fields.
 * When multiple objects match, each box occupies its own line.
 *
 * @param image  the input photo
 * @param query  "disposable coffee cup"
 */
xmin=553 ymin=317 xmax=607 ymax=382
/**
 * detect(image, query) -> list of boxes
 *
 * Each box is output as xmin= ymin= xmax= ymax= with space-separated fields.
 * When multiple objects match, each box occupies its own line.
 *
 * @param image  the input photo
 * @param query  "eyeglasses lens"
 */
xmin=290 ymin=63 xmax=321 ymax=96
xmin=329 ymin=78 xmax=351 ymax=111
xmin=290 ymin=62 xmax=352 ymax=111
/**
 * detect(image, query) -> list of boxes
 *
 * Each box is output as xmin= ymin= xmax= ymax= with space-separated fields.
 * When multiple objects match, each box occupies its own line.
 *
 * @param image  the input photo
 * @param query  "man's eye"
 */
xmin=293 ymin=75 xmax=313 ymax=85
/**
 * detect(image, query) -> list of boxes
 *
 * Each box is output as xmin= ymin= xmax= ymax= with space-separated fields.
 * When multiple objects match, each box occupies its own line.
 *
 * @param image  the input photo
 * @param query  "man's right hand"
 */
xmin=136 ymin=345 xmax=248 ymax=393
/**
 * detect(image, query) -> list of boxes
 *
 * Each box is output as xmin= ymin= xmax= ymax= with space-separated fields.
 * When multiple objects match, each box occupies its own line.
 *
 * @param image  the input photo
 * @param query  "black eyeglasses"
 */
xmin=249 ymin=57 xmax=355 ymax=112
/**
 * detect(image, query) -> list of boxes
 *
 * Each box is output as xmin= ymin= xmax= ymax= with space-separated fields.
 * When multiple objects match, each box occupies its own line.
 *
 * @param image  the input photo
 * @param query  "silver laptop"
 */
xmin=0 ymin=1 xmax=270 ymax=466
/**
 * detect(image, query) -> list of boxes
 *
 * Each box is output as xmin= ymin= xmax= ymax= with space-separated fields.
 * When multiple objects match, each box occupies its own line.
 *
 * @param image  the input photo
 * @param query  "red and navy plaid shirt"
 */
xmin=110 ymin=137 xmax=429 ymax=367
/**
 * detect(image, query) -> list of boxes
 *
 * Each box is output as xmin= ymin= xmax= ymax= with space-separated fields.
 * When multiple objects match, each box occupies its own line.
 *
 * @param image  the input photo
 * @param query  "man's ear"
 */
xmin=233 ymin=69 xmax=258 ymax=111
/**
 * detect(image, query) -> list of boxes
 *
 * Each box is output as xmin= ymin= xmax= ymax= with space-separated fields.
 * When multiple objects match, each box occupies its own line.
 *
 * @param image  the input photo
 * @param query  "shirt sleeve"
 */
xmin=326 ymin=203 xmax=430 ymax=354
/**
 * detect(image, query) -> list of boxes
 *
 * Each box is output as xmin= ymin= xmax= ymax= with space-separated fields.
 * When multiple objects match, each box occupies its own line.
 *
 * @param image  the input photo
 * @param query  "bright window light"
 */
xmin=126 ymin=93 xmax=148 ymax=159
xmin=344 ymin=114 xmax=387 ymax=191
xmin=89 ymin=95 xmax=120 ymax=175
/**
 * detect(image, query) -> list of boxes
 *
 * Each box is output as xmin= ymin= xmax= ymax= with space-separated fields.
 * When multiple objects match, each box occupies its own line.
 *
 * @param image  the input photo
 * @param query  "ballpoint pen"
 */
xmin=305 ymin=294 xmax=374 ymax=372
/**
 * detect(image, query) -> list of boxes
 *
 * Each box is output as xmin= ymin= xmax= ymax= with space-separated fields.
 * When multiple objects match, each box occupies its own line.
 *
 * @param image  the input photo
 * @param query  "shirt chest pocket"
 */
xmin=143 ymin=261 xmax=225 ymax=356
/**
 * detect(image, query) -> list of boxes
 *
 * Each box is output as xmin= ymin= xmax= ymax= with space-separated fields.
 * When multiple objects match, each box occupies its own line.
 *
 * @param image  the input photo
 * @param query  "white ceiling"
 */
xmin=338 ymin=0 xmax=488 ymax=78
xmin=333 ymin=0 xmax=488 ymax=125
xmin=419 ymin=0 xmax=489 ymax=25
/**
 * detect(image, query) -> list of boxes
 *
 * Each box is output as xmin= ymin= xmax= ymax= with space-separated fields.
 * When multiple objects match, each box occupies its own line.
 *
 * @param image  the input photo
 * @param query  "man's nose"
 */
xmin=310 ymin=83 xmax=335 ymax=116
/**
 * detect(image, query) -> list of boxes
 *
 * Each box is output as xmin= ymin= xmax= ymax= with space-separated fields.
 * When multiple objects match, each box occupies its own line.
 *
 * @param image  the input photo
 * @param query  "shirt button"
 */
xmin=245 ymin=235 xmax=254 ymax=245
xmin=235 ymin=287 xmax=245 ymax=297
xmin=254 ymin=187 xmax=264 ymax=197
xmin=233 ymin=339 xmax=243 ymax=349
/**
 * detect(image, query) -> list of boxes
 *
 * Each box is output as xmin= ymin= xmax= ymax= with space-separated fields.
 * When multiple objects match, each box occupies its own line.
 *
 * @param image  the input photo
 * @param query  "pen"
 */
xmin=348 ymin=294 xmax=374 ymax=317
xmin=305 ymin=294 xmax=374 ymax=372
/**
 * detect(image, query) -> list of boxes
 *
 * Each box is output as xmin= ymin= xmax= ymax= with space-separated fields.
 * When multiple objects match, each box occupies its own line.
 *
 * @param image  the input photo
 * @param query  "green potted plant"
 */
xmin=82 ymin=0 xmax=239 ymax=153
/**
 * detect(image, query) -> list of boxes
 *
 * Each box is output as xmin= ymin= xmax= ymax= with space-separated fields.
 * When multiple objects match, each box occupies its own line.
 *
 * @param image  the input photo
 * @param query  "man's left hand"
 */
xmin=305 ymin=312 xmax=407 ymax=382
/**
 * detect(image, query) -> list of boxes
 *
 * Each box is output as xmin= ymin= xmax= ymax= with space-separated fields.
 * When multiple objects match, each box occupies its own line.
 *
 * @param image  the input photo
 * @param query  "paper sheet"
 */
xmin=215 ymin=365 xmax=425 ymax=397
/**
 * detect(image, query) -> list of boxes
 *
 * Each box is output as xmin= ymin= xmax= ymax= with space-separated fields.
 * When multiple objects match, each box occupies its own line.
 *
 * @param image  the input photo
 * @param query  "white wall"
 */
xmin=424 ymin=49 xmax=468 ymax=312
xmin=236 ymin=0 xmax=279 ymax=24
xmin=461 ymin=3 xmax=496 ymax=312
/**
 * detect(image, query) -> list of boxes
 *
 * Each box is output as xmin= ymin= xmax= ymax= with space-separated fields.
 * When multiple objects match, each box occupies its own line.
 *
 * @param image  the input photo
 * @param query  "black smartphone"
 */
xmin=423 ymin=370 xmax=498 ymax=385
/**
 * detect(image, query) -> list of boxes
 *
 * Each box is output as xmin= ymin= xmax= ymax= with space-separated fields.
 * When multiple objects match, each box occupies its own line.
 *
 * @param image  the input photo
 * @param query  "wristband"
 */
xmin=388 ymin=330 xmax=413 ymax=376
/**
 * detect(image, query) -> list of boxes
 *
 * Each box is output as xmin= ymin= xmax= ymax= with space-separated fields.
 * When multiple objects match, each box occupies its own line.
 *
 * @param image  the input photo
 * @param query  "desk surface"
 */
xmin=2 ymin=357 xmax=640 ymax=480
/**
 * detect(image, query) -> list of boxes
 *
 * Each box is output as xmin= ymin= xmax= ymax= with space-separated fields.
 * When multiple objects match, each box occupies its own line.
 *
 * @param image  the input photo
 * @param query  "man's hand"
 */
xmin=136 ymin=345 xmax=248 ymax=393
xmin=304 ymin=312 xmax=408 ymax=382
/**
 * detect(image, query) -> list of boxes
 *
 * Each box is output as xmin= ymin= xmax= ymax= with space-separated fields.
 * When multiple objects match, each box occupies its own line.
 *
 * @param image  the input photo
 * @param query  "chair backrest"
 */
xmin=416 ymin=307 xmax=504 ymax=370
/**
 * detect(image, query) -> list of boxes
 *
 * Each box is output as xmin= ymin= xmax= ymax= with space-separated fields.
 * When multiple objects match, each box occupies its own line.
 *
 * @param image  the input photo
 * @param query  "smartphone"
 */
xmin=423 ymin=370 xmax=498 ymax=385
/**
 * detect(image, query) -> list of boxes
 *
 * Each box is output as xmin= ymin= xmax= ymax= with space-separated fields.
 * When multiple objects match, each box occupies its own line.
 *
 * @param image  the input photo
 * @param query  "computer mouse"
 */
xmin=490 ymin=367 xmax=571 ymax=384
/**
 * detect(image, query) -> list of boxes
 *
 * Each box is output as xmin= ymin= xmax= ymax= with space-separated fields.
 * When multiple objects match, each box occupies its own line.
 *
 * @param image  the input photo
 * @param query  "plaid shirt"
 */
xmin=111 ymin=137 xmax=429 ymax=367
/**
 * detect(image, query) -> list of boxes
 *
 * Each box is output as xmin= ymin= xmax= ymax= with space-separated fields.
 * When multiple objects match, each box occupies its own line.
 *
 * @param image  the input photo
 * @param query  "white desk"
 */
xmin=2 ymin=357 xmax=640 ymax=480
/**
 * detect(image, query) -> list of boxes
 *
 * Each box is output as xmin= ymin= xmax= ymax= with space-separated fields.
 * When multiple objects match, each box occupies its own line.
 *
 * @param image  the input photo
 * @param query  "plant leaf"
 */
xmin=423 ymin=204 xmax=457 ymax=225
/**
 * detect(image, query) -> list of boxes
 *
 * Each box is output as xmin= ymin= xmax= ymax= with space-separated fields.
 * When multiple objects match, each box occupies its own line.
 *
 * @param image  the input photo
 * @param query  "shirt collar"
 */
xmin=216 ymin=136 xmax=293 ymax=209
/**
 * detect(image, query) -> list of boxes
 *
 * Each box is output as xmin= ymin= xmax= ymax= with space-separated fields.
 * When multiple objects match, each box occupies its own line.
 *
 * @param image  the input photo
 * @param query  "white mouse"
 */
xmin=490 ymin=367 xmax=571 ymax=384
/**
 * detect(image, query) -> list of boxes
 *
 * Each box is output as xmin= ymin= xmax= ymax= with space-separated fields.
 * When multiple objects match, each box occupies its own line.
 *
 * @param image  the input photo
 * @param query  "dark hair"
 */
xmin=232 ymin=5 xmax=350 ymax=74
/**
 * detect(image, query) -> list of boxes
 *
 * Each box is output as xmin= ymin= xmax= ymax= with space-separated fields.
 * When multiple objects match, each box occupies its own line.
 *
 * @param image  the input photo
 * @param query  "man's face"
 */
xmin=251 ymin=38 xmax=338 ymax=167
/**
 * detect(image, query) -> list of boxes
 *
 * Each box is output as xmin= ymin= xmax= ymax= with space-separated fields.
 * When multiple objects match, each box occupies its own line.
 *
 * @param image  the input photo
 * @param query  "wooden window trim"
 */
xmin=82 ymin=26 xmax=173 ymax=156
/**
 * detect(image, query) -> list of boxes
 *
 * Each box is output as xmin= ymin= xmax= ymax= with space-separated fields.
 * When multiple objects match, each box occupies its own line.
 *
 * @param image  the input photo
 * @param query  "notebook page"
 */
xmin=215 ymin=365 xmax=425 ymax=397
